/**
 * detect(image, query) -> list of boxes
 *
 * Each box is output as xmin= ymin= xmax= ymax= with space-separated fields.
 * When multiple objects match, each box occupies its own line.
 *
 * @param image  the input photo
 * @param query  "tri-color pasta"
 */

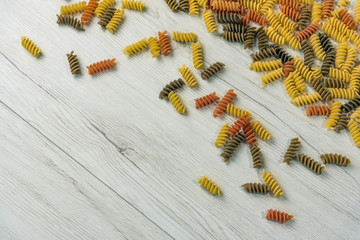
xmin=172 ymin=31 xmax=197 ymax=43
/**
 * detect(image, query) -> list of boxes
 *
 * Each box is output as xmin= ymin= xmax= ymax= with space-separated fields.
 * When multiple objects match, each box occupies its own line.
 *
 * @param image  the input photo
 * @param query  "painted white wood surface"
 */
xmin=0 ymin=0 xmax=360 ymax=239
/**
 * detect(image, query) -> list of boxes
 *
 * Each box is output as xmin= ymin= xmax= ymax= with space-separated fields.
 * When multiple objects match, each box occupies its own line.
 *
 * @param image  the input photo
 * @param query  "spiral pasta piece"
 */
xmin=334 ymin=113 xmax=349 ymax=132
xmin=296 ymin=24 xmax=318 ymax=42
xmin=311 ymin=3 xmax=322 ymax=25
xmin=146 ymin=37 xmax=160 ymax=58
xmin=261 ymin=68 xmax=284 ymax=86
xmin=318 ymin=32 xmax=334 ymax=53
xmin=346 ymin=29 xmax=360 ymax=50
xmin=221 ymin=31 xmax=246 ymax=42
xmin=221 ymin=132 xmax=246 ymax=162
xmin=325 ymin=101 xmax=341 ymax=129
xmin=276 ymin=11 xmax=298 ymax=32
xmin=351 ymin=107 xmax=360 ymax=120
xmin=164 ymin=0 xmax=179 ymax=12
xmin=262 ymin=170 xmax=284 ymax=198
xmin=328 ymin=88 xmax=357 ymax=99
xmin=339 ymin=9 xmax=355 ymax=30
xmin=265 ymin=26 xmax=286 ymax=46
xmin=350 ymin=65 xmax=360 ymax=93
xmin=87 ymin=58 xmax=116 ymax=75
xmin=95 ymin=0 xmax=115 ymax=18
xmin=283 ymin=137 xmax=301 ymax=165
xmin=324 ymin=77 xmax=347 ymax=89
xmin=279 ymin=5 xmax=301 ymax=22
xmin=178 ymin=64 xmax=197 ymax=88
xmin=242 ymin=183 xmax=270 ymax=194
xmin=298 ymin=6 xmax=311 ymax=30
xmin=243 ymin=119 xmax=257 ymax=146
xmin=335 ymin=41 xmax=348 ymax=69
xmin=158 ymin=31 xmax=172 ymax=56
xmin=311 ymin=79 xmax=332 ymax=103
xmin=121 ymin=0 xmax=145 ymax=11
xmin=198 ymin=0 xmax=207 ymax=7
xmin=98 ymin=6 xmax=116 ymax=29
xmin=198 ymin=176 xmax=222 ymax=195
xmin=211 ymin=0 xmax=241 ymax=12
xmin=291 ymin=70 xmax=306 ymax=94
xmin=81 ymin=0 xmax=99 ymax=23
xmin=228 ymin=115 xmax=249 ymax=137
xmin=247 ymin=10 xmax=267 ymax=27
xmin=244 ymin=27 xmax=256 ymax=49
xmin=222 ymin=24 xmax=247 ymax=33
xmin=251 ymin=46 xmax=277 ymax=61
xmin=321 ymin=50 xmax=336 ymax=76
xmin=306 ymin=105 xmax=330 ymax=116
xmin=60 ymin=1 xmax=87 ymax=15
xmin=355 ymin=0 xmax=360 ymax=23
xmin=320 ymin=153 xmax=351 ymax=166
xmin=341 ymin=47 xmax=357 ymax=73
xmin=195 ymin=92 xmax=220 ymax=109
xmin=264 ymin=9 xmax=282 ymax=32
xmin=57 ymin=14 xmax=84 ymax=31
xmin=348 ymin=120 xmax=360 ymax=147
xmin=226 ymin=104 xmax=251 ymax=119
xmin=179 ymin=0 xmax=189 ymax=11
xmin=66 ymin=51 xmax=81 ymax=75
xmin=251 ymin=121 xmax=271 ymax=141
xmin=294 ymin=56 xmax=314 ymax=82
xmin=300 ymin=40 xmax=314 ymax=67
xmin=215 ymin=123 xmax=230 ymax=148
xmin=256 ymin=27 xmax=270 ymax=50
xmin=266 ymin=209 xmax=294 ymax=223
xmin=296 ymin=154 xmax=325 ymax=174
xmin=173 ymin=31 xmax=197 ymax=43
xmin=21 ymin=36 xmax=41 ymax=58
xmin=329 ymin=68 xmax=351 ymax=82
xmin=201 ymin=62 xmax=225 ymax=80
xmin=215 ymin=12 xmax=242 ymax=23
xmin=168 ymin=91 xmax=186 ymax=114
xmin=203 ymin=8 xmax=217 ymax=33
xmin=337 ymin=0 xmax=349 ymax=8
xmin=322 ymin=20 xmax=347 ymax=43
xmin=342 ymin=97 xmax=360 ymax=113
xmin=249 ymin=59 xmax=283 ymax=72
xmin=283 ymin=60 xmax=295 ymax=77
xmin=284 ymin=72 xmax=300 ymax=99
xmin=159 ymin=78 xmax=185 ymax=99
xmin=279 ymin=0 xmax=303 ymax=11
xmin=310 ymin=34 xmax=326 ymax=61
xmin=240 ymin=0 xmax=261 ymax=12
xmin=291 ymin=92 xmax=322 ymax=106
xmin=249 ymin=145 xmax=263 ymax=168
xmin=284 ymin=31 xmax=301 ymax=50
xmin=189 ymin=0 xmax=199 ymax=15
xmin=192 ymin=41 xmax=204 ymax=69
xmin=106 ymin=9 xmax=125 ymax=33
xmin=321 ymin=0 xmax=334 ymax=19
xmin=214 ymin=89 xmax=237 ymax=117
xmin=123 ymin=38 xmax=148 ymax=55
xmin=276 ymin=46 xmax=294 ymax=63
xmin=259 ymin=0 xmax=277 ymax=14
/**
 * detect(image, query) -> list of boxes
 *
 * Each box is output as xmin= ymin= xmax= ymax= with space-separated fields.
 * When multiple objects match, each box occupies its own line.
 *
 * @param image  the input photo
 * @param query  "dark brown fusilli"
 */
xmin=66 ymin=51 xmax=81 ymax=75
xmin=311 ymin=78 xmax=332 ymax=102
xmin=320 ymin=153 xmax=351 ymax=166
xmin=220 ymin=31 xmax=245 ymax=42
xmin=324 ymin=77 xmax=347 ymax=88
xmin=342 ymin=97 xmax=360 ymax=113
xmin=57 ymin=14 xmax=84 ymax=30
xmin=221 ymin=132 xmax=245 ymax=162
xmin=321 ymin=50 xmax=335 ymax=76
xmin=283 ymin=137 xmax=301 ymax=165
xmin=244 ymin=27 xmax=256 ymax=49
xmin=256 ymin=27 xmax=269 ymax=50
xmin=296 ymin=154 xmax=325 ymax=174
xmin=334 ymin=113 xmax=349 ymax=132
xmin=159 ymin=78 xmax=185 ymax=99
xmin=242 ymin=183 xmax=270 ymax=194
xmin=98 ymin=6 xmax=116 ymax=29
xmin=216 ymin=12 xmax=242 ymax=23
xmin=201 ymin=62 xmax=225 ymax=80
xmin=301 ymin=39 xmax=315 ymax=67
xmin=250 ymin=145 xmax=263 ymax=168
xmin=250 ymin=46 xmax=277 ymax=61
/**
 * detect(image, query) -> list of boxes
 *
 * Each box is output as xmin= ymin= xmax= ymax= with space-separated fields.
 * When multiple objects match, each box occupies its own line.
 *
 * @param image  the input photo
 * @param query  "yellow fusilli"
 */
xmin=198 ymin=176 xmax=222 ymax=195
xmin=341 ymin=47 xmax=357 ymax=73
xmin=95 ymin=0 xmax=115 ymax=17
xmin=262 ymin=170 xmax=284 ymax=198
xmin=335 ymin=41 xmax=348 ymax=69
xmin=350 ymin=65 xmax=360 ymax=92
xmin=292 ymin=70 xmax=307 ymax=94
xmin=355 ymin=0 xmax=360 ymax=23
xmin=325 ymin=101 xmax=341 ymax=130
xmin=322 ymin=21 xmax=347 ymax=43
xmin=294 ymin=56 xmax=314 ymax=82
xmin=215 ymin=123 xmax=230 ymax=148
xmin=60 ymin=1 xmax=87 ymax=15
xmin=226 ymin=103 xmax=252 ymax=118
xmin=276 ymin=11 xmax=298 ymax=32
xmin=311 ymin=3 xmax=322 ymax=24
xmin=172 ymin=31 xmax=197 ymax=42
xmin=148 ymin=37 xmax=160 ymax=58
xmin=168 ymin=91 xmax=186 ymax=114
xmin=348 ymin=120 xmax=360 ymax=147
xmin=291 ymin=92 xmax=322 ymax=106
xmin=284 ymin=71 xmax=301 ymax=99
xmin=249 ymin=59 xmax=283 ymax=72
xmin=261 ymin=68 xmax=285 ymax=86
xmin=310 ymin=34 xmax=326 ymax=61
xmin=123 ymin=38 xmax=148 ymax=55
xmin=192 ymin=41 xmax=204 ymax=69
xmin=329 ymin=68 xmax=351 ymax=82
xmin=251 ymin=121 xmax=272 ymax=141
xmin=21 ymin=36 xmax=41 ymax=58
xmin=121 ymin=0 xmax=145 ymax=11
xmin=203 ymin=8 xmax=217 ymax=33
xmin=106 ymin=9 xmax=125 ymax=33
xmin=178 ymin=64 xmax=198 ymax=87
xmin=189 ymin=0 xmax=200 ymax=15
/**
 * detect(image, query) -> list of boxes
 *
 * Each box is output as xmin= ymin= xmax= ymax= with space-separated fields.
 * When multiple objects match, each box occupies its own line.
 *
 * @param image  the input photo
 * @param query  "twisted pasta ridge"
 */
xmin=198 ymin=176 xmax=222 ymax=195
xmin=292 ymin=70 xmax=306 ymax=94
xmin=221 ymin=31 xmax=245 ymax=42
xmin=339 ymin=9 xmax=355 ymax=30
xmin=337 ymin=0 xmax=349 ymax=8
xmin=66 ymin=51 xmax=81 ymax=75
xmin=284 ymin=31 xmax=301 ymax=50
xmin=300 ymin=40 xmax=314 ymax=67
xmin=311 ymin=79 xmax=332 ymax=103
xmin=195 ymin=92 xmax=220 ymax=109
xmin=81 ymin=0 xmax=99 ymax=23
xmin=178 ymin=64 xmax=197 ymax=88
xmin=310 ymin=34 xmax=326 ymax=61
xmin=294 ymin=56 xmax=314 ymax=82
xmin=106 ymin=9 xmax=125 ymax=33
xmin=248 ymin=10 xmax=267 ymax=27
xmin=325 ymin=101 xmax=341 ymax=129
xmin=98 ymin=7 xmax=116 ymax=29
xmin=242 ymin=183 xmax=269 ymax=194
xmin=215 ymin=123 xmax=230 ymax=148
xmin=240 ymin=0 xmax=260 ymax=12
xmin=328 ymin=88 xmax=357 ymax=99
xmin=250 ymin=145 xmax=263 ymax=168
xmin=297 ymin=0 xmax=313 ymax=6
xmin=262 ymin=170 xmax=284 ymax=198
xmin=321 ymin=0 xmax=334 ymax=19
xmin=266 ymin=209 xmax=294 ymax=223
xmin=243 ymin=123 xmax=257 ymax=146
xmin=298 ymin=6 xmax=312 ymax=30
xmin=295 ymin=24 xmax=318 ymax=42
xmin=95 ymin=0 xmax=115 ymax=18
xmin=214 ymin=89 xmax=237 ymax=117
xmin=173 ymin=31 xmax=197 ymax=43
xmin=215 ymin=12 xmax=242 ymax=24
xmin=203 ymin=9 xmax=217 ymax=33
xmin=350 ymin=65 xmax=360 ymax=92
xmin=322 ymin=21 xmax=347 ymax=43
xmin=249 ymin=59 xmax=283 ymax=72
xmin=306 ymin=105 xmax=330 ymax=116
xmin=348 ymin=120 xmax=360 ymax=147
xmin=192 ymin=41 xmax=204 ymax=69
xmin=324 ymin=77 xmax=347 ymax=89
xmin=311 ymin=2 xmax=322 ymax=25
xmin=276 ymin=46 xmax=294 ymax=64
xmin=346 ymin=29 xmax=360 ymax=50
xmin=158 ymin=31 xmax=172 ymax=56
xmin=179 ymin=0 xmax=189 ymax=12
xmin=318 ymin=33 xmax=334 ymax=54
xmin=123 ymin=38 xmax=148 ymax=55
xmin=222 ymin=24 xmax=247 ymax=33
xmin=57 ymin=14 xmax=84 ymax=31
xmin=198 ymin=0 xmax=207 ymax=7
xmin=335 ymin=41 xmax=348 ymax=69
xmin=251 ymin=46 xmax=277 ymax=61
xmin=201 ymin=62 xmax=225 ymax=80
xmin=256 ymin=27 xmax=269 ymax=50
xmin=320 ymin=153 xmax=351 ymax=166
xmin=321 ymin=50 xmax=335 ymax=76
xmin=334 ymin=113 xmax=349 ymax=132
xmin=244 ymin=27 xmax=256 ymax=49
xmin=189 ymin=0 xmax=199 ymax=15
xmin=351 ymin=107 xmax=360 ymax=120
xmin=87 ymin=58 xmax=116 ymax=75
xmin=355 ymin=0 xmax=360 ymax=23
xmin=284 ymin=72 xmax=300 ymax=99
xmin=251 ymin=121 xmax=271 ymax=141
xmin=60 ymin=1 xmax=87 ymax=15
xmin=283 ymin=137 xmax=301 ymax=165
xmin=265 ymin=26 xmax=286 ymax=46
xmin=261 ymin=68 xmax=284 ymax=86
xmin=121 ymin=0 xmax=145 ymax=11
xmin=211 ymin=0 xmax=241 ymax=12
xmin=159 ymin=78 xmax=185 ymax=99
xmin=221 ymin=132 xmax=246 ymax=162
xmin=279 ymin=5 xmax=301 ymax=22
xmin=148 ymin=37 xmax=161 ymax=58
xmin=341 ymin=47 xmax=357 ymax=73
xmin=311 ymin=67 xmax=322 ymax=80
xmin=21 ymin=36 xmax=41 ymax=58
xmin=291 ymin=92 xmax=322 ymax=106
xmin=276 ymin=11 xmax=298 ymax=32
xmin=329 ymin=68 xmax=351 ymax=82
xmin=226 ymin=104 xmax=251 ymax=118
xmin=279 ymin=0 xmax=303 ymax=11
xmin=164 ymin=0 xmax=179 ymax=12
xmin=259 ymin=0 xmax=277 ymax=14
xmin=228 ymin=115 xmax=249 ymax=137
xmin=296 ymin=154 xmax=325 ymax=174
xmin=264 ymin=9 xmax=282 ymax=32
xmin=331 ymin=8 xmax=341 ymax=18
xmin=168 ymin=91 xmax=186 ymax=114
xmin=342 ymin=97 xmax=360 ymax=112
xmin=328 ymin=16 xmax=350 ymax=35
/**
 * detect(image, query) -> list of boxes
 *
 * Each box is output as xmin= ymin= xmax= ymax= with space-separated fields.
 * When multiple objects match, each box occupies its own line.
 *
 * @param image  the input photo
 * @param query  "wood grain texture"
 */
xmin=0 ymin=0 xmax=360 ymax=239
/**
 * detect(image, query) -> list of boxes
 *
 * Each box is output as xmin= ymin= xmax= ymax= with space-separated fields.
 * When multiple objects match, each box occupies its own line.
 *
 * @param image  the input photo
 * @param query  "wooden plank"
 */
xmin=0 ymin=104 xmax=170 ymax=239
xmin=1 ymin=0 xmax=360 ymax=238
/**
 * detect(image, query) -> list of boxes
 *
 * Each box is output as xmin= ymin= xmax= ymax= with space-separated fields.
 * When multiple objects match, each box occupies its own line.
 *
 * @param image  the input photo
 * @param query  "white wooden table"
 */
xmin=1 ymin=0 xmax=360 ymax=239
